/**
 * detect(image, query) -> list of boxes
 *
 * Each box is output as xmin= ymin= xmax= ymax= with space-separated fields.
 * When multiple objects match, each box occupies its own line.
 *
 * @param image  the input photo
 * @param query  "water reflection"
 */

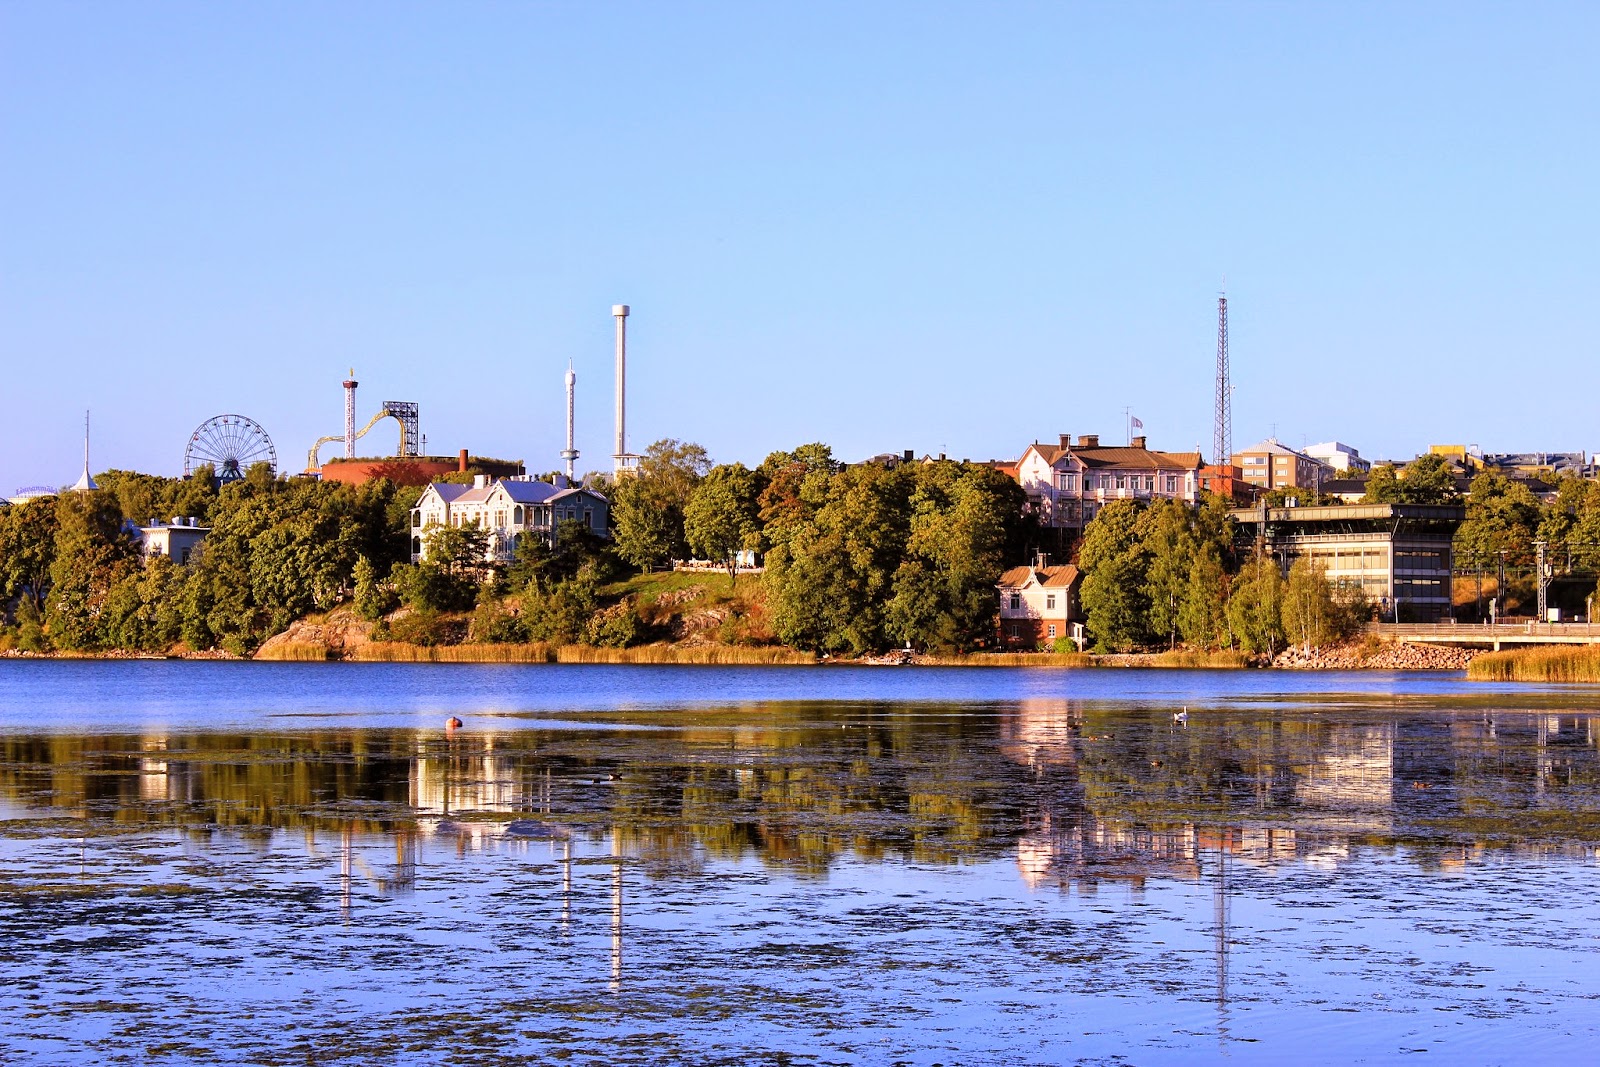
xmin=4 ymin=699 xmax=1600 ymax=882
xmin=7 ymin=693 xmax=1600 ymax=1064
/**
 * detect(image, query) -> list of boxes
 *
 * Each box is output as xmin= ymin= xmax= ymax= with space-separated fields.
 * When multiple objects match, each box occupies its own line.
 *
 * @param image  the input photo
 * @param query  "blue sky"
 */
xmin=2 ymin=2 xmax=1595 ymax=490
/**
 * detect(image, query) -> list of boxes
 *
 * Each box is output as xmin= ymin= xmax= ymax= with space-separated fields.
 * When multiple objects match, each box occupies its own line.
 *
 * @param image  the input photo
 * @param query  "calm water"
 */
xmin=3 ymin=663 xmax=1599 ymax=1065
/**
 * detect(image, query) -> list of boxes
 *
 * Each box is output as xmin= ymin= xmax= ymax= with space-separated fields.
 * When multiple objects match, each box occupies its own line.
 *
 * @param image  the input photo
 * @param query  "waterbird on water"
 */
xmin=1174 ymin=707 xmax=1188 ymax=724
xmin=445 ymin=717 xmax=464 ymax=731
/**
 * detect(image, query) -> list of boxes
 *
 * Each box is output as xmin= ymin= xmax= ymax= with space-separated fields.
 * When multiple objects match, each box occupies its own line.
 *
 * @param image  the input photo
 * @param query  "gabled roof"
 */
xmin=425 ymin=483 xmax=472 ymax=504
xmin=1074 ymin=447 xmax=1201 ymax=471
xmin=496 ymin=480 xmax=562 ymax=504
xmin=1022 ymin=442 xmax=1071 ymax=466
xmin=998 ymin=564 xmax=1081 ymax=590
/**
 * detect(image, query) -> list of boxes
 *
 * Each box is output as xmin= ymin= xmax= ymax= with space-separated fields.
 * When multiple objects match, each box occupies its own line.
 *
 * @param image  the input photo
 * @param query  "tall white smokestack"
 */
xmin=561 ymin=361 xmax=579 ymax=482
xmin=343 ymin=369 xmax=358 ymax=459
xmin=611 ymin=304 xmax=629 ymax=475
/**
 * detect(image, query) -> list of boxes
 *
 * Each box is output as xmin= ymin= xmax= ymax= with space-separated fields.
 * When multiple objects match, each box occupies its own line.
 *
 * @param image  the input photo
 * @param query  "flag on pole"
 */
xmin=1130 ymin=416 xmax=1143 ymax=429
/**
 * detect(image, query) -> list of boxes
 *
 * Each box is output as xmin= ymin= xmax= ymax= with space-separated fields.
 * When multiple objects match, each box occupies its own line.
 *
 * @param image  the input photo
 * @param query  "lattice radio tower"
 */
xmin=1213 ymin=294 xmax=1232 ymax=466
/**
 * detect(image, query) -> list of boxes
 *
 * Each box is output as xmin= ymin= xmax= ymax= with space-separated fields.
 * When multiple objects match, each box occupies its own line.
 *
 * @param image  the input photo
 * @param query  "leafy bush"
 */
xmin=586 ymin=600 xmax=640 ymax=648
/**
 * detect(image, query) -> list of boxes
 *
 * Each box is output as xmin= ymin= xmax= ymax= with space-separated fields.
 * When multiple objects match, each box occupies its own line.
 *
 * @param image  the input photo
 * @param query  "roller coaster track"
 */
xmin=306 ymin=410 xmax=407 ymax=473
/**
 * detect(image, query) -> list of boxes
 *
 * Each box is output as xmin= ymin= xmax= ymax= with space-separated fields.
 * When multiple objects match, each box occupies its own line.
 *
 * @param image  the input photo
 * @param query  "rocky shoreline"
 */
xmin=1272 ymin=641 xmax=1476 ymax=671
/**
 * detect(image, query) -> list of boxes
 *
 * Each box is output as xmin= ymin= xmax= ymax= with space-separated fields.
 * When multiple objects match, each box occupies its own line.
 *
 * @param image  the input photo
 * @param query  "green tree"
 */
xmin=46 ymin=490 xmax=139 ymax=650
xmin=1178 ymin=543 xmax=1228 ymax=650
xmin=610 ymin=439 xmax=712 ymax=569
xmin=0 ymin=497 xmax=60 ymax=612
xmin=1282 ymin=557 xmax=1337 ymax=652
xmin=884 ymin=462 xmax=1025 ymax=651
xmin=684 ymin=463 xmax=762 ymax=586
xmin=1454 ymin=472 xmax=1540 ymax=571
xmin=1361 ymin=463 xmax=1403 ymax=505
xmin=765 ymin=462 xmax=912 ymax=653
xmin=353 ymin=556 xmax=398 ymax=620
xmin=1138 ymin=500 xmax=1196 ymax=649
xmin=1366 ymin=454 xmax=1460 ymax=506
xmin=1077 ymin=500 xmax=1151 ymax=652
xmin=1226 ymin=554 xmax=1286 ymax=656
xmin=422 ymin=521 xmax=489 ymax=577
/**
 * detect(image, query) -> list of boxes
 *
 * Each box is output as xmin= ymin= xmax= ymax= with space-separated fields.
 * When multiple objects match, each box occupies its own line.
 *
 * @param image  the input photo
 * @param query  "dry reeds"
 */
xmin=254 ymin=643 xmax=336 ymax=662
xmin=1467 ymin=645 xmax=1600 ymax=683
xmin=354 ymin=642 xmax=556 ymax=663
xmin=349 ymin=641 xmax=814 ymax=665
xmin=1147 ymin=648 xmax=1250 ymax=669
xmin=915 ymin=651 xmax=1093 ymax=668
xmin=553 ymin=644 xmax=816 ymax=665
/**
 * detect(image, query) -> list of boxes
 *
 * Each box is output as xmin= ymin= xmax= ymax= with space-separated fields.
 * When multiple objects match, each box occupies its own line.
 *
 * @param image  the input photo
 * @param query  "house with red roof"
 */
xmin=1015 ymin=434 xmax=1205 ymax=544
xmin=997 ymin=560 xmax=1083 ymax=649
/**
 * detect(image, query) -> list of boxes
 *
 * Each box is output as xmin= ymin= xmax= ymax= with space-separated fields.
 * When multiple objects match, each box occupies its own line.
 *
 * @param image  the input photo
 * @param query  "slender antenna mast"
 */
xmin=562 ymin=361 xmax=579 ymax=482
xmin=1213 ymin=293 xmax=1232 ymax=466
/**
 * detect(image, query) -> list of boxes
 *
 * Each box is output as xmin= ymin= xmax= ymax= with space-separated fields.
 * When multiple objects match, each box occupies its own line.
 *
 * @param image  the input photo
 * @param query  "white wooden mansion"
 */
xmin=1016 ymin=434 xmax=1205 ymax=538
xmin=411 ymin=475 xmax=610 ymax=563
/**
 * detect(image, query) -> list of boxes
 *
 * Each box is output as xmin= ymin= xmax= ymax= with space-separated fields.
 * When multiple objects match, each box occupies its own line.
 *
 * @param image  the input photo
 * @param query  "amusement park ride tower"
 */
xmin=343 ymin=371 xmax=358 ymax=458
xmin=611 ymin=304 xmax=640 ymax=477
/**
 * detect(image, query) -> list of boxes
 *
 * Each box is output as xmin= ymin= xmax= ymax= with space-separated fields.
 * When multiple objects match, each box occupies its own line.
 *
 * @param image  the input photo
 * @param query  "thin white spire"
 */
xmin=71 ymin=408 xmax=98 ymax=491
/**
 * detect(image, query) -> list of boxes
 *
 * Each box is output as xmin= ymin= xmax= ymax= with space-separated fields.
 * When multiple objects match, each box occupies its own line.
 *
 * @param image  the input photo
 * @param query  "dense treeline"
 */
xmin=606 ymin=441 xmax=1032 ymax=653
xmin=1 ymin=465 xmax=415 ymax=655
xmin=5 ymin=443 xmax=1598 ymax=658
xmin=0 ymin=441 xmax=1032 ymax=657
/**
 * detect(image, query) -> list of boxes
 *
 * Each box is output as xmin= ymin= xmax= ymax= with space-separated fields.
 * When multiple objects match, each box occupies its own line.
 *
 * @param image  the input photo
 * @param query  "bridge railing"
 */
xmin=1367 ymin=620 xmax=1597 ymax=639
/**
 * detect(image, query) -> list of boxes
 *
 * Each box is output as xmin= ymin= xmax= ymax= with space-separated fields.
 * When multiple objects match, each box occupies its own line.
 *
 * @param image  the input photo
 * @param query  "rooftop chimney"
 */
xmin=1059 ymin=434 xmax=1071 ymax=449
xmin=902 ymin=449 xmax=913 ymax=463
xmin=1131 ymin=435 xmax=1147 ymax=450
xmin=1078 ymin=434 xmax=1099 ymax=448
xmin=458 ymin=449 xmax=469 ymax=473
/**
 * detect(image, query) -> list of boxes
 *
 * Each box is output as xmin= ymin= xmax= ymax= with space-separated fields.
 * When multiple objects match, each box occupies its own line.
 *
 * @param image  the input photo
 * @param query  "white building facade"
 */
xmin=411 ymin=475 xmax=610 ymax=564
xmin=1016 ymin=434 xmax=1204 ymax=539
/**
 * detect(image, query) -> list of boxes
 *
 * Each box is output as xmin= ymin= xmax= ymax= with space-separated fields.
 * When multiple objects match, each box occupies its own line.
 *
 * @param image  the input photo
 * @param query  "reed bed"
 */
xmin=349 ymin=641 xmax=814 ymax=665
xmin=255 ymin=643 xmax=337 ymax=662
xmin=916 ymin=651 xmax=1093 ymax=668
xmin=1467 ymin=645 xmax=1600 ymax=683
xmin=554 ymin=644 xmax=816 ymax=665
xmin=354 ymin=642 xmax=557 ymax=663
xmin=1145 ymin=649 xmax=1250 ymax=669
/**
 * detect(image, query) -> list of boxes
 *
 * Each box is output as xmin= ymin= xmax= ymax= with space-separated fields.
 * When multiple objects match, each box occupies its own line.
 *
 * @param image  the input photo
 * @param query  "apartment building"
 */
xmin=1231 ymin=438 xmax=1329 ymax=492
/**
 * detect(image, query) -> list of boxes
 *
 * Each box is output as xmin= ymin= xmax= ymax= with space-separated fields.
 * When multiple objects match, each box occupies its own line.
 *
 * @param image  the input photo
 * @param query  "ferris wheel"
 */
xmin=184 ymin=414 xmax=277 ymax=482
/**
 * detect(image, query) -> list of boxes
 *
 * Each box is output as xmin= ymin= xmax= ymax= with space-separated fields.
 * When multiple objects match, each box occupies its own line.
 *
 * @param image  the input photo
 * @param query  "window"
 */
xmin=584 ymin=508 xmax=594 ymax=529
xmin=1046 ymin=595 xmax=1056 ymax=611
xmin=1008 ymin=594 xmax=1021 ymax=610
xmin=1115 ymin=475 xmax=1127 ymax=490
xmin=1164 ymin=475 xmax=1178 ymax=494
xmin=180 ymin=548 xmax=191 ymax=564
xmin=1047 ymin=624 xmax=1057 ymax=639
xmin=514 ymin=506 xmax=523 ymax=525
xmin=1056 ymin=472 xmax=1077 ymax=492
